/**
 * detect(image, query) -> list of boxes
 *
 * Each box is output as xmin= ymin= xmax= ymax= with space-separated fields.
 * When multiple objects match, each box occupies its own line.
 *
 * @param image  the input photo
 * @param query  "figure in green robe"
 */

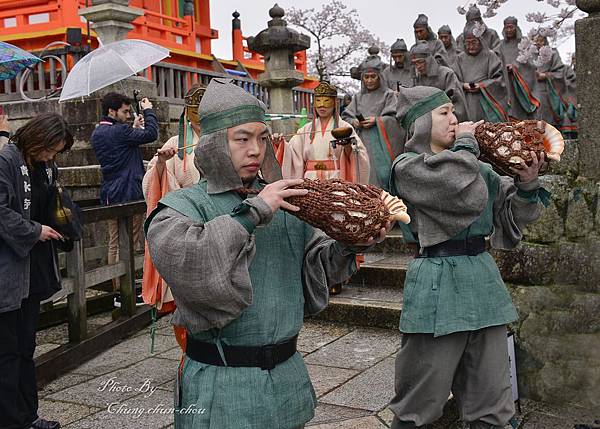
xmin=455 ymin=24 xmax=509 ymax=122
xmin=145 ymin=78 xmax=388 ymax=429
xmin=437 ymin=25 xmax=461 ymax=75
xmin=410 ymin=41 xmax=469 ymax=122
xmin=388 ymin=86 xmax=549 ymax=429
xmin=342 ymin=56 xmax=404 ymax=191
xmin=411 ymin=14 xmax=450 ymax=68
xmin=497 ymin=17 xmax=539 ymax=120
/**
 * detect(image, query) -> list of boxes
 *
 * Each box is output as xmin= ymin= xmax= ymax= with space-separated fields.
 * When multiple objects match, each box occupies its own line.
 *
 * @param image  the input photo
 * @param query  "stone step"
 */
xmin=369 ymin=228 xmax=414 ymax=255
xmin=313 ymin=284 xmax=403 ymax=330
xmin=351 ymin=254 xmax=412 ymax=289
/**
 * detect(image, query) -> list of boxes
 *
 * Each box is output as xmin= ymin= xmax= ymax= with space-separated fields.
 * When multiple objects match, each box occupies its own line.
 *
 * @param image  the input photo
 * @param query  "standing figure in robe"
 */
xmin=456 ymin=5 xmax=501 ymax=53
xmin=455 ymin=24 xmax=508 ymax=123
xmin=437 ymin=25 xmax=461 ymax=74
xmin=532 ymin=36 xmax=573 ymax=132
xmin=389 ymin=84 xmax=548 ymax=429
xmin=410 ymin=41 xmax=469 ymax=122
xmin=145 ymin=78 xmax=390 ymax=429
xmin=496 ymin=17 xmax=539 ymax=120
xmin=342 ymin=57 xmax=404 ymax=191
xmin=383 ymin=39 xmax=415 ymax=91
xmin=412 ymin=14 xmax=449 ymax=68
xmin=279 ymin=80 xmax=370 ymax=184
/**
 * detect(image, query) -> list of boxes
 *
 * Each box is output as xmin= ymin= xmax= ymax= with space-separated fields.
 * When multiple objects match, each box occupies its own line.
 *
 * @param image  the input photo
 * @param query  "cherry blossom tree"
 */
xmin=286 ymin=0 xmax=388 ymax=92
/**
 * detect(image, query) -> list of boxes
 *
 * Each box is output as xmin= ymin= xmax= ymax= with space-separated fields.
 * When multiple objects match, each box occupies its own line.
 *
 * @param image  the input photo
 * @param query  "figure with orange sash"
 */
xmin=141 ymin=83 xmax=205 ymax=349
xmin=277 ymin=81 xmax=370 ymax=184
xmin=342 ymin=56 xmax=404 ymax=192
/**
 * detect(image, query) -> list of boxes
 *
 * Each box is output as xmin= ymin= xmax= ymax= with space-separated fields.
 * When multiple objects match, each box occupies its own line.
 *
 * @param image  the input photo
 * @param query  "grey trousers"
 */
xmin=389 ymin=325 xmax=514 ymax=429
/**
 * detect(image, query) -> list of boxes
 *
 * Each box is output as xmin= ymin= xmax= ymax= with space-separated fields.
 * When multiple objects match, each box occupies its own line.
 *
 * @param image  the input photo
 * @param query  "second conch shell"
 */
xmin=381 ymin=191 xmax=411 ymax=224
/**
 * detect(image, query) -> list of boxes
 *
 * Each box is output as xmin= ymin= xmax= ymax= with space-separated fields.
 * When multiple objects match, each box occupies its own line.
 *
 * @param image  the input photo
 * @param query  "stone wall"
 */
xmin=492 ymin=138 xmax=600 ymax=408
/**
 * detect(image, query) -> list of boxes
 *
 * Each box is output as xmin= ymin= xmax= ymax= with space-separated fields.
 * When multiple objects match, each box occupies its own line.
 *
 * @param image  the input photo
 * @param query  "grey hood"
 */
xmin=397 ymin=85 xmax=451 ymax=155
xmin=194 ymin=78 xmax=282 ymax=194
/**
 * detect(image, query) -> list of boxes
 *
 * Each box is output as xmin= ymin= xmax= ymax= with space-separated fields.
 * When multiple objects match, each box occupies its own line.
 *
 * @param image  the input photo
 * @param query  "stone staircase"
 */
xmin=314 ymin=228 xmax=413 ymax=329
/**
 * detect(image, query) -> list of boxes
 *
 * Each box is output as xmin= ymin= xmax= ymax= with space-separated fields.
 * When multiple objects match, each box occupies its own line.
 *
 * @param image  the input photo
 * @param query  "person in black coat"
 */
xmin=0 ymin=113 xmax=75 ymax=429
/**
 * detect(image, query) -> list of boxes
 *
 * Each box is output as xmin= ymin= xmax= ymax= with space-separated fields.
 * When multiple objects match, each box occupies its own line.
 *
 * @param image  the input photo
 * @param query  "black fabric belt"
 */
xmin=185 ymin=335 xmax=298 ymax=370
xmin=413 ymin=236 xmax=487 ymax=258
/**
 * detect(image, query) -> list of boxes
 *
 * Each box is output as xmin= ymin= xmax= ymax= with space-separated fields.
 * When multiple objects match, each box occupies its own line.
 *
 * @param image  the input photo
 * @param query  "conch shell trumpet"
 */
xmin=474 ymin=120 xmax=564 ymax=176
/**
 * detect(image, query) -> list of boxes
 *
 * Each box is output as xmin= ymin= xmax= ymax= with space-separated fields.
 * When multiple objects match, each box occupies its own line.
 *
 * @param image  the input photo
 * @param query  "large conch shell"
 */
xmin=281 ymin=179 xmax=410 ymax=243
xmin=474 ymin=120 xmax=564 ymax=176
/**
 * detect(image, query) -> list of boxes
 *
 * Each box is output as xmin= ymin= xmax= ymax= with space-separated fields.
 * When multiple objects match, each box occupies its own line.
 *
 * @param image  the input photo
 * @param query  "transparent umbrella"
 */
xmin=59 ymin=39 xmax=169 ymax=102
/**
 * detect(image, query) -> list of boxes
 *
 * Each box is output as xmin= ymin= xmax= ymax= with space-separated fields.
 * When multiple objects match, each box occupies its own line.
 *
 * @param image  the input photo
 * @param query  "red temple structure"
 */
xmin=0 ymin=0 xmax=317 ymax=88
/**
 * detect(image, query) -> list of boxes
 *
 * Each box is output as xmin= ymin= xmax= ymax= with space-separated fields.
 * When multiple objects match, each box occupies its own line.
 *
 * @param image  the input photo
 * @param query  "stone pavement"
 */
xmin=36 ymin=317 xmax=599 ymax=429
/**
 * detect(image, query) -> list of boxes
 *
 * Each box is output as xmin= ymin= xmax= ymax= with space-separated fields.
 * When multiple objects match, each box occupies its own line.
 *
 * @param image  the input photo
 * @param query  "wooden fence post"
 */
xmin=67 ymin=240 xmax=87 ymax=342
xmin=118 ymin=216 xmax=136 ymax=317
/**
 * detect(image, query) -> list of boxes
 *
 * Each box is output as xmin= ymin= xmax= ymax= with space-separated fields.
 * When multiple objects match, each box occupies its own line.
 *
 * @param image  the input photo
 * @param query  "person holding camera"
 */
xmin=91 ymin=92 xmax=158 ymax=306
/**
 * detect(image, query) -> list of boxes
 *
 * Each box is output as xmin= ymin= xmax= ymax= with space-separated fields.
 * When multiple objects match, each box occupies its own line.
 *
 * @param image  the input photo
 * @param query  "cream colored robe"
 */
xmin=281 ymin=117 xmax=370 ymax=184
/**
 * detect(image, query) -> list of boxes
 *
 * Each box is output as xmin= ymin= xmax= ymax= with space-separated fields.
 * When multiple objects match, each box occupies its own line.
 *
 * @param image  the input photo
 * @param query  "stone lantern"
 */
xmin=247 ymin=4 xmax=311 ymax=135
xmin=78 ymin=0 xmax=143 ymax=45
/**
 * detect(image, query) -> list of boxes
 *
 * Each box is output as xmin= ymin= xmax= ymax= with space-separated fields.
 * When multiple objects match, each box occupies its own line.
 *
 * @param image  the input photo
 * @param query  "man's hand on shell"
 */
xmin=258 ymin=179 xmax=309 ymax=214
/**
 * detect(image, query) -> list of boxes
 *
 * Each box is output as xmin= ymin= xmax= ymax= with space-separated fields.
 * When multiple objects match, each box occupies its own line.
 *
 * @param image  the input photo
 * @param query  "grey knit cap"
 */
xmin=390 ymin=38 xmax=408 ymax=53
xmin=466 ymin=5 xmax=482 ymax=22
xmin=438 ymin=25 xmax=452 ymax=35
xmin=194 ymin=78 xmax=282 ymax=194
xmin=410 ymin=40 xmax=431 ymax=58
xmin=396 ymin=86 xmax=451 ymax=154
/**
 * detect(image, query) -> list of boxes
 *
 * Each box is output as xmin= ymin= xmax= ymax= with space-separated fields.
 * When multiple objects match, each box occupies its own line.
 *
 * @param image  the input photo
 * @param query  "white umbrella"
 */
xmin=59 ymin=39 xmax=169 ymax=101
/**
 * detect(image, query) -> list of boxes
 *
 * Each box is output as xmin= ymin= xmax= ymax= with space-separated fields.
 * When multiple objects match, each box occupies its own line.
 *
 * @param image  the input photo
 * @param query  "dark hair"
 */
xmin=101 ymin=92 xmax=132 ymax=116
xmin=11 ymin=113 xmax=74 ymax=167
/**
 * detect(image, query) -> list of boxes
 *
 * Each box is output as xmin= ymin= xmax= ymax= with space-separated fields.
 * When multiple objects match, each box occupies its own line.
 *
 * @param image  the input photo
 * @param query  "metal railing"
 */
xmin=0 ymin=45 xmax=314 ymax=114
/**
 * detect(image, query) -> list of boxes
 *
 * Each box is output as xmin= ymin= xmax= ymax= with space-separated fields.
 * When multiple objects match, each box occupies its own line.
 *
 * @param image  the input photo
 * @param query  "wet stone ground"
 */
xmin=35 ymin=318 xmax=599 ymax=428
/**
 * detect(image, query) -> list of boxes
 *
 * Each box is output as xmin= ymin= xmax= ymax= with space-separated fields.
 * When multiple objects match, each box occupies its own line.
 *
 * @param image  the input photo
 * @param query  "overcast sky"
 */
xmin=209 ymin=0 xmax=580 ymax=64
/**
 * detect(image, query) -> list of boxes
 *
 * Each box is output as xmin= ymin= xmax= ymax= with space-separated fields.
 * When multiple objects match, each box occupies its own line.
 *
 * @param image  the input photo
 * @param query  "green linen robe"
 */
xmin=145 ymin=180 xmax=358 ymax=428
xmin=391 ymin=145 xmax=547 ymax=337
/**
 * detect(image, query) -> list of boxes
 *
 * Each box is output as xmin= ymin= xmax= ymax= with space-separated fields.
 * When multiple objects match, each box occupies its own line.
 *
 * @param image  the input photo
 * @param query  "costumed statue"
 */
xmin=437 ymin=25 xmax=461 ymax=74
xmin=277 ymin=80 xmax=371 ymax=296
xmin=410 ymin=41 xmax=469 ymax=122
xmin=278 ymin=81 xmax=370 ymax=184
xmin=383 ymin=39 xmax=415 ymax=91
xmin=141 ymin=83 xmax=205 ymax=348
xmin=389 ymin=86 xmax=549 ymax=429
xmin=455 ymin=23 xmax=508 ymax=122
xmin=497 ymin=17 xmax=539 ymax=120
xmin=145 ymin=77 xmax=389 ymax=428
xmin=412 ymin=14 xmax=450 ymax=68
xmin=532 ymin=35 xmax=576 ymax=134
xmin=456 ymin=5 xmax=501 ymax=53
xmin=342 ymin=56 xmax=404 ymax=191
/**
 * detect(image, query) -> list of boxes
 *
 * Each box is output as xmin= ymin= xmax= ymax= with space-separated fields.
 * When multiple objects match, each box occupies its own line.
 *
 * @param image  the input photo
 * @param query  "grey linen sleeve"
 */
xmin=392 ymin=134 xmax=488 ymax=247
xmin=490 ymin=176 xmax=543 ymax=250
xmin=302 ymin=227 xmax=359 ymax=315
xmin=146 ymin=203 xmax=270 ymax=334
